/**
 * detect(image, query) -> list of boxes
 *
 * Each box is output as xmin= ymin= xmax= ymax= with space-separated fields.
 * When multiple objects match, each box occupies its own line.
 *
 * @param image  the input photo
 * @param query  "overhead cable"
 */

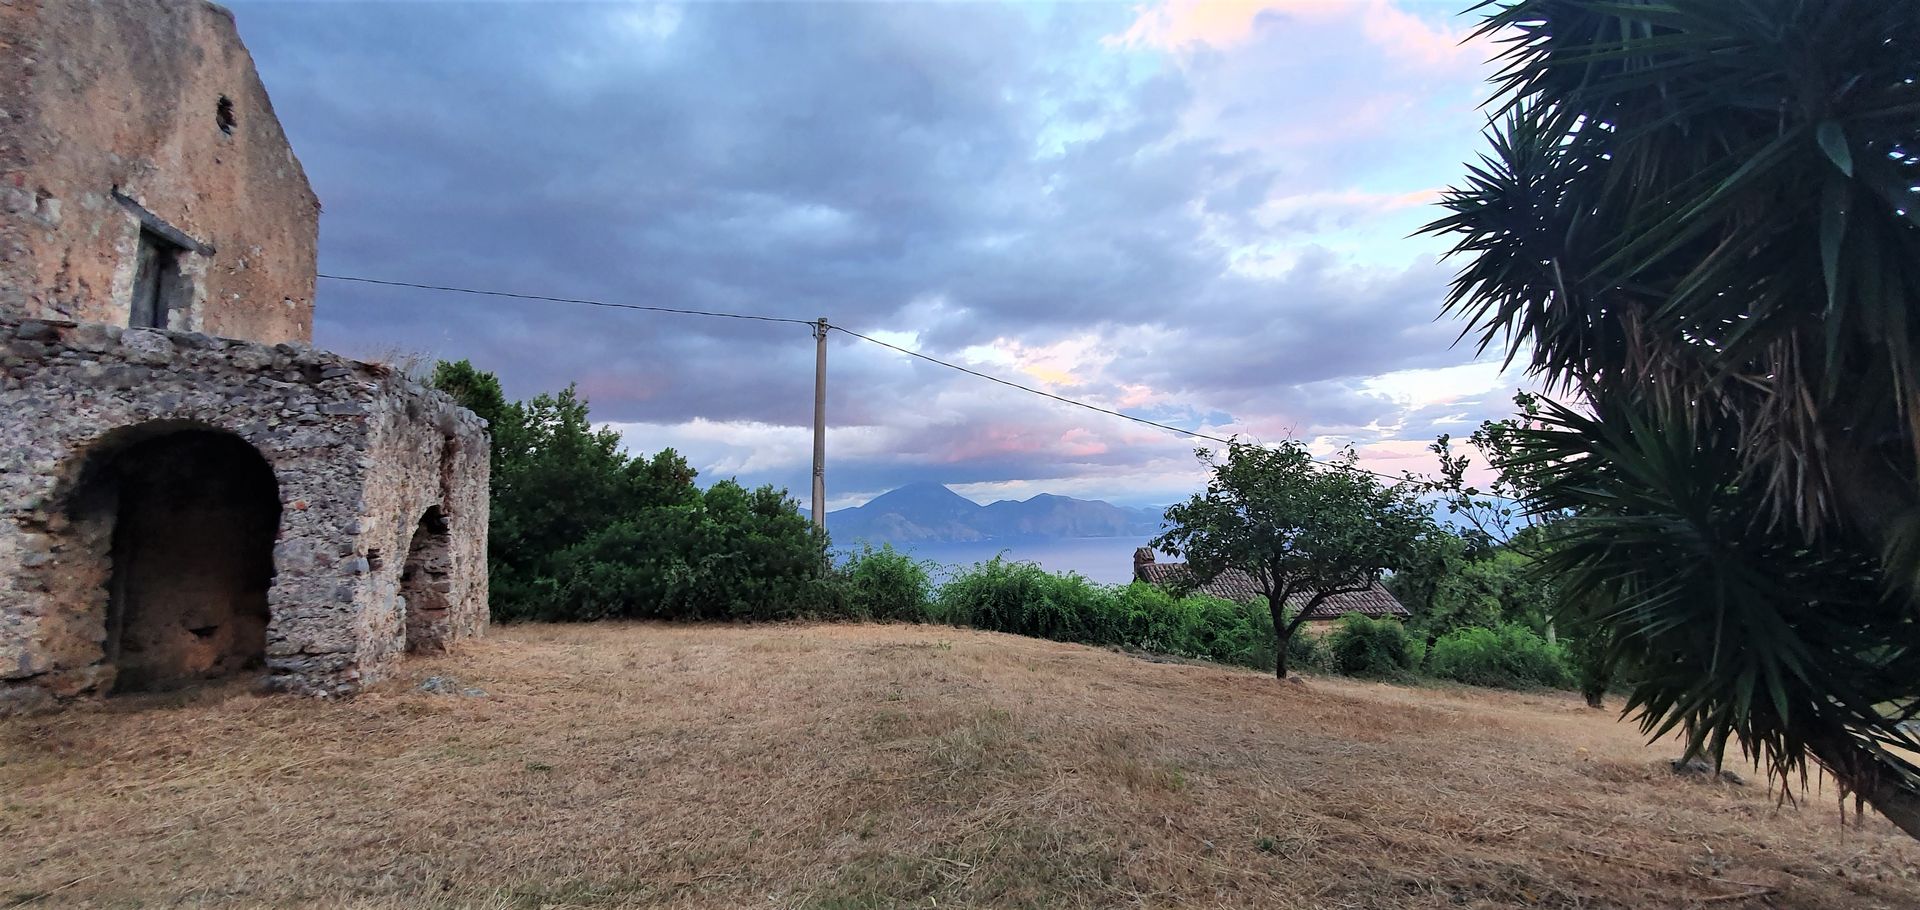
xmin=321 ymin=271 xmax=1413 ymax=482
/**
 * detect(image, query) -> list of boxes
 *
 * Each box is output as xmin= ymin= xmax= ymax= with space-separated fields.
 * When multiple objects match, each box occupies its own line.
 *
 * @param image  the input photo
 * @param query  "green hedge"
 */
xmin=1324 ymin=613 xmax=1419 ymax=678
xmin=1426 ymin=623 xmax=1572 ymax=689
xmin=841 ymin=544 xmax=935 ymax=622
xmin=912 ymin=557 xmax=1278 ymax=672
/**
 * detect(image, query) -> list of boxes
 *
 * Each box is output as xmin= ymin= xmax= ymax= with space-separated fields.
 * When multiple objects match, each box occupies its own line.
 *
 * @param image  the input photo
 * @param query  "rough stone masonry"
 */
xmin=0 ymin=0 xmax=490 ymax=712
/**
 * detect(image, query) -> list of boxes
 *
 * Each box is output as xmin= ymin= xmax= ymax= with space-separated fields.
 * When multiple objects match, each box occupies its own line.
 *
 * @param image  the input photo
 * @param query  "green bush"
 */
xmin=926 ymin=564 xmax=1278 ymax=672
xmin=841 ymin=544 xmax=934 ymax=622
xmin=1286 ymin=623 xmax=1329 ymax=673
xmin=1426 ymin=623 xmax=1572 ymax=689
xmin=1112 ymin=583 xmax=1276 ymax=669
xmin=549 ymin=479 xmax=840 ymax=622
xmin=929 ymin=557 xmax=1114 ymax=643
xmin=1324 ymin=614 xmax=1417 ymax=678
xmin=432 ymin=361 xmax=838 ymax=623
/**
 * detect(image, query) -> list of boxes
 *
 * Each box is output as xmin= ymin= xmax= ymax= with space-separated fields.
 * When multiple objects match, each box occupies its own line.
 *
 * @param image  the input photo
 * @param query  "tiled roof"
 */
xmin=1133 ymin=560 xmax=1410 ymax=620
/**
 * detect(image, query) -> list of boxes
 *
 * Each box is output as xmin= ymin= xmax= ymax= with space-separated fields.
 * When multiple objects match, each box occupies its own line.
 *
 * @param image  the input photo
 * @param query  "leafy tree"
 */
xmin=1429 ymin=392 xmax=1563 ymax=555
xmin=1154 ymin=441 xmax=1432 ymax=679
xmin=429 ymin=359 xmax=513 ymax=448
xmin=546 ymin=479 xmax=836 ymax=621
xmin=1427 ymin=0 xmax=1920 ymax=835
xmin=430 ymin=362 xmax=829 ymax=621
xmin=1424 ymin=392 xmax=1620 ymax=705
xmin=1383 ymin=526 xmax=1469 ymax=620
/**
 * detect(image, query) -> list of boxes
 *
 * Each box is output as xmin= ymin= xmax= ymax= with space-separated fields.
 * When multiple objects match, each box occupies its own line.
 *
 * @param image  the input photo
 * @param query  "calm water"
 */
xmin=847 ymin=537 xmax=1151 ymax=585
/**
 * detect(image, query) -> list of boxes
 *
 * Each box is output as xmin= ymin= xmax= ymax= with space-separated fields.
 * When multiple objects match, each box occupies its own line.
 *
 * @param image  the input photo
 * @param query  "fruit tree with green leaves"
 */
xmin=1154 ymin=442 xmax=1432 ymax=679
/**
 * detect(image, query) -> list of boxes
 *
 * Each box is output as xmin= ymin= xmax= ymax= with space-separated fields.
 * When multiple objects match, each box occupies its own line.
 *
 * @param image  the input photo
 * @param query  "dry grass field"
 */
xmin=4 ymin=623 xmax=1919 ymax=909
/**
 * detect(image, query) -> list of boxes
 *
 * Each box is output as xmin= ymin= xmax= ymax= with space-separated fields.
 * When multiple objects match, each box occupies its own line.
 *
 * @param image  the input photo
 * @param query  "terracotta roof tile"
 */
xmin=1133 ymin=560 xmax=1409 ymax=620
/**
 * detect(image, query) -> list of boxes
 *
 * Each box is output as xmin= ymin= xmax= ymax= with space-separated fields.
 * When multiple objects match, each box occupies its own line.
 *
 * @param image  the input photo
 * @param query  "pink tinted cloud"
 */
xmin=935 ymin=424 xmax=1057 ymax=463
xmin=1058 ymin=427 xmax=1111 ymax=458
xmin=1119 ymin=0 xmax=1486 ymax=74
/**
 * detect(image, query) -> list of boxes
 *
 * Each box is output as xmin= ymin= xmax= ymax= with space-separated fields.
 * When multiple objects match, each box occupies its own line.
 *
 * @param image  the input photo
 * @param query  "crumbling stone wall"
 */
xmin=0 ymin=317 xmax=489 ymax=712
xmin=0 ymin=0 xmax=319 ymax=344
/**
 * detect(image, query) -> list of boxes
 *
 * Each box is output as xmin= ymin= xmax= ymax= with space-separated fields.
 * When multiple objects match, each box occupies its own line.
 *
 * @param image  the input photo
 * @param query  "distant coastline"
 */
xmin=828 ymin=482 xmax=1164 ymax=547
xmin=835 ymin=536 xmax=1157 ymax=586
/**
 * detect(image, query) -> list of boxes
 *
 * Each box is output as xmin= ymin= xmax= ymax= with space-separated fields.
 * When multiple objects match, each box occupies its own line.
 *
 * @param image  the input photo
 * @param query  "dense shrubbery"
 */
xmin=930 ymin=557 xmax=1115 ymax=642
xmin=1324 ymin=614 xmax=1418 ymax=679
xmin=841 ymin=544 xmax=935 ymax=622
xmin=1111 ymin=582 xmax=1280 ymax=670
xmin=843 ymin=553 xmax=1580 ymax=690
xmin=432 ymin=360 xmax=837 ymax=623
xmin=842 ymin=555 xmax=1281 ymax=672
xmin=916 ymin=559 xmax=1573 ymax=688
xmin=1426 ymin=624 xmax=1571 ymax=690
xmin=1389 ymin=526 xmax=1598 ymax=696
xmin=546 ymin=480 xmax=839 ymax=622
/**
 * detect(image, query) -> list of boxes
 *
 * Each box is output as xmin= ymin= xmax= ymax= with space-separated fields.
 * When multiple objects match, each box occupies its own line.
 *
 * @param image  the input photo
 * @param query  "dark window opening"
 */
xmin=216 ymin=95 xmax=236 ymax=135
xmin=85 ymin=430 xmax=281 ymax=693
xmin=130 ymin=229 xmax=186 ymax=330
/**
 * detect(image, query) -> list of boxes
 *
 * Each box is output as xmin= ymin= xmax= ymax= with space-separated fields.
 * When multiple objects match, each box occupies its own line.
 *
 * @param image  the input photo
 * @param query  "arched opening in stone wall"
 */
xmin=401 ymin=506 xmax=453 ymax=654
xmin=70 ymin=428 xmax=281 ymax=693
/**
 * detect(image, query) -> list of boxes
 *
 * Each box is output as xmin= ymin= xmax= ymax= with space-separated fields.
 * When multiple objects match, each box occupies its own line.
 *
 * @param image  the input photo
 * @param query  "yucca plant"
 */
xmin=1426 ymin=0 xmax=1920 ymax=836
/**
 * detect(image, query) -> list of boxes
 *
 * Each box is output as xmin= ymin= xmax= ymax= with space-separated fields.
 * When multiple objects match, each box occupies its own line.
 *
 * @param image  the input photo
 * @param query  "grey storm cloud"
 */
xmin=225 ymin=1 xmax=1513 ymax=503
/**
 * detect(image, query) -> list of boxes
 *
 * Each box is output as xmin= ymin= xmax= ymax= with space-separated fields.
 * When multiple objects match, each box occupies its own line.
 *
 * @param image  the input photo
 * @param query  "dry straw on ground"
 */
xmin=4 ymin=623 xmax=1917 ymax=909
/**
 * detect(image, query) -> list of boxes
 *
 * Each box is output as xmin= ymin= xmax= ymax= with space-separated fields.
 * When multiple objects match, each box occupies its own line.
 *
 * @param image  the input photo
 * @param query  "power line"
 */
xmin=316 ymin=273 xmax=820 ymax=327
xmin=319 ymin=271 xmax=1412 ymax=483
xmin=826 ymin=325 xmax=1238 ymax=447
xmin=826 ymin=325 xmax=1409 ymax=483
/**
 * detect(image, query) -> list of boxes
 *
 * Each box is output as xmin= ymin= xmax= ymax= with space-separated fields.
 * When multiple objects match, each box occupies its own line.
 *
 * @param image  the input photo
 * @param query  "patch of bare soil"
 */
xmin=4 ymin=623 xmax=1917 ymax=908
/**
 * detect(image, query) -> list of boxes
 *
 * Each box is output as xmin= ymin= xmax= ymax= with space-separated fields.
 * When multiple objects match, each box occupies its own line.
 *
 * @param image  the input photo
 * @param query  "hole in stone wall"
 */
xmin=401 ymin=506 xmax=453 ymax=655
xmin=216 ymin=95 xmax=236 ymax=135
xmin=79 ymin=429 xmax=281 ymax=693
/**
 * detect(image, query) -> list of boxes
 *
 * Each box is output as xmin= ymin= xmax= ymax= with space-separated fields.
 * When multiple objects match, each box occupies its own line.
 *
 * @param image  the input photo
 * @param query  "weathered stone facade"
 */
xmin=0 ymin=318 xmax=490 ymax=710
xmin=1 ymin=0 xmax=319 ymax=343
xmin=0 ymin=0 xmax=491 ymax=711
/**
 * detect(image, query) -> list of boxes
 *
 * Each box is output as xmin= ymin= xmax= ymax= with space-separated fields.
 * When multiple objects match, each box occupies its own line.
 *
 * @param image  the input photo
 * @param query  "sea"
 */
xmin=841 ymin=536 xmax=1149 ymax=585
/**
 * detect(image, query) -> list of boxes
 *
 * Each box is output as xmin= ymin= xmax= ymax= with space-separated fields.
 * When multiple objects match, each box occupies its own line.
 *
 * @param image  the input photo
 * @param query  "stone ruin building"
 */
xmin=0 ymin=0 xmax=490 ymax=712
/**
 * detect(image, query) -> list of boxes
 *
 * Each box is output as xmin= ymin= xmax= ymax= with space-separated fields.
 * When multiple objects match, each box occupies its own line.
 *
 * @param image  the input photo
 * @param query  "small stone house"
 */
xmin=1132 ymin=548 xmax=1409 ymax=632
xmin=0 ymin=0 xmax=489 ymax=712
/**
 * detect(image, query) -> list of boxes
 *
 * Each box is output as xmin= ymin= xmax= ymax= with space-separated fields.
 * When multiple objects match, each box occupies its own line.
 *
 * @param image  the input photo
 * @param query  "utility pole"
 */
xmin=811 ymin=316 xmax=828 ymax=531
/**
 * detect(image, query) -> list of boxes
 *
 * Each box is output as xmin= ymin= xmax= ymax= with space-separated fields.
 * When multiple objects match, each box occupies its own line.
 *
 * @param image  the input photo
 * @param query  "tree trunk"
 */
xmin=1807 ymin=730 xmax=1920 ymax=841
xmin=1271 ymin=602 xmax=1291 ymax=680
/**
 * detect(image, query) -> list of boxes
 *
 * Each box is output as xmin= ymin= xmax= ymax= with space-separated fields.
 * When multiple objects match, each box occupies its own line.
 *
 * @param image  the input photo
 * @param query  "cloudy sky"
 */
xmin=229 ymin=0 xmax=1520 ymax=509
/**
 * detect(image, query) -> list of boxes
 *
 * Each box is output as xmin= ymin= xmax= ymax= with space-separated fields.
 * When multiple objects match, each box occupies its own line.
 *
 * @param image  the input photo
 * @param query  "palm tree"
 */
xmin=1426 ymin=0 xmax=1920 ymax=836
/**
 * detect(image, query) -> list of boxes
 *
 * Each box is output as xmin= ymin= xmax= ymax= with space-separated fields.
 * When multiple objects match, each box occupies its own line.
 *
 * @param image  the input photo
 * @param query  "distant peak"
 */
xmin=896 ymin=481 xmax=954 ymax=493
xmin=858 ymin=482 xmax=980 ymax=511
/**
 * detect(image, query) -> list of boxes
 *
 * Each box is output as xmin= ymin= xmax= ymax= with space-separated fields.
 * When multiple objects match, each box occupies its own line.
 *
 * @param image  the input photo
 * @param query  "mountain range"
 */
xmin=828 ymin=482 xmax=1165 ymax=544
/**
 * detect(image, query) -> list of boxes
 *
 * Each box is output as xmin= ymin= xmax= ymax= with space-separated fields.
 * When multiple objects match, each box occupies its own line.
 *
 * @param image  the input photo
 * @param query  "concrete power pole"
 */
xmin=811 ymin=317 xmax=828 ymax=531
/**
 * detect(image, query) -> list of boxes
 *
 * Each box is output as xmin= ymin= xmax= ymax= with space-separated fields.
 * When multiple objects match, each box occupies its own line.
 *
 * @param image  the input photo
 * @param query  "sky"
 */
xmin=228 ymin=0 xmax=1523 ymax=510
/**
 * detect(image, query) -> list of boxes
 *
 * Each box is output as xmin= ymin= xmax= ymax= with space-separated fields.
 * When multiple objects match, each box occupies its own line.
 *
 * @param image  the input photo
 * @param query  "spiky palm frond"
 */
xmin=1430 ymin=0 xmax=1920 ymax=836
xmin=1428 ymin=0 xmax=1920 ymax=535
xmin=1516 ymin=398 xmax=1920 ymax=802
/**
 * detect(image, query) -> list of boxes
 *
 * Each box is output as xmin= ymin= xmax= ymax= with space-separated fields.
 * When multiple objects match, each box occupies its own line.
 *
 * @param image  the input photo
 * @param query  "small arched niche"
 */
xmin=401 ymin=506 xmax=453 ymax=654
xmin=67 ymin=426 xmax=281 ymax=693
